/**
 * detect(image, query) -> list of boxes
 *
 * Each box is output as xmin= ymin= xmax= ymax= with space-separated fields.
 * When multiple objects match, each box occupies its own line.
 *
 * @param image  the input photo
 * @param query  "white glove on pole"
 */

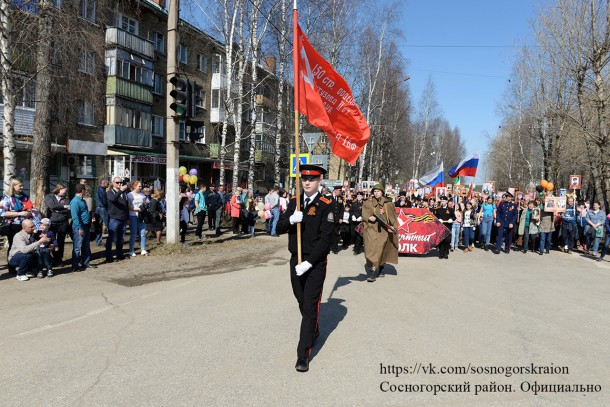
xmin=357 ymin=216 xmax=362 ymax=222
xmin=290 ymin=211 xmax=303 ymax=224
xmin=351 ymin=215 xmax=357 ymax=221
xmin=295 ymin=261 xmax=312 ymax=276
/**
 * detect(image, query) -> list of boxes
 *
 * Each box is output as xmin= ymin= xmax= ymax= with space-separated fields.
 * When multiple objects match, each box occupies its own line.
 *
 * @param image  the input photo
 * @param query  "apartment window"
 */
xmin=153 ymin=73 xmax=163 ymax=95
xmin=79 ymin=50 xmax=95 ymax=75
xmin=152 ymin=115 xmax=164 ymax=138
xmin=197 ymin=54 xmax=207 ymax=73
xmin=11 ymin=77 xmax=36 ymax=109
xmin=211 ymin=89 xmax=220 ymax=109
xmin=80 ymin=0 xmax=96 ymax=22
xmin=119 ymin=14 xmax=138 ymax=35
xmin=77 ymin=100 xmax=95 ymax=126
xmin=196 ymin=89 xmax=205 ymax=108
xmin=212 ymin=53 xmax=222 ymax=73
xmin=152 ymin=31 xmax=165 ymax=54
xmin=50 ymin=42 xmax=61 ymax=65
xmin=51 ymin=0 xmax=61 ymax=9
xmin=178 ymin=121 xmax=186 ymax=141
xmin=193 ymin=126 xmax=205 ymax=144
xmin=116 ymin=59 xmax=153 ymax=86
xmin=76 ymin=156 xmax=95 ymax=177
xmin=179 ymin=44 xmax=188 ymax=64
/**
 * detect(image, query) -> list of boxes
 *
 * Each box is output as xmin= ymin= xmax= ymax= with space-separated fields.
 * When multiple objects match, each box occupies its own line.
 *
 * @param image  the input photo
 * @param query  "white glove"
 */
xmin=357 ymin=216 xmax=362 ymax=222
xmin=448 ymin=219 xmax=453 ymax=223
xmin=295 ymin=261 xmax=312 ymax=276
xmin=351 ymin=215 xmax=357 ymax=221
xmin=290 ymin=211 xmax=303 ymax=224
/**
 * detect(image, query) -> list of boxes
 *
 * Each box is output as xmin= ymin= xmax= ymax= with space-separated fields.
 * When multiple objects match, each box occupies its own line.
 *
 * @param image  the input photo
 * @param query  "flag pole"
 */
xmin=293 ymin=0 xmax=302 ymax=263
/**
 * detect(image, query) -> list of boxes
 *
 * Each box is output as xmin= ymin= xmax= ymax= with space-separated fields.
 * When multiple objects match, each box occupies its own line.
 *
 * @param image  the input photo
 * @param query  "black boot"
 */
xmin=367 ymin=268 xmax=376 ymax=282
xmin=378 ymin=265 xmax=385 ymax=278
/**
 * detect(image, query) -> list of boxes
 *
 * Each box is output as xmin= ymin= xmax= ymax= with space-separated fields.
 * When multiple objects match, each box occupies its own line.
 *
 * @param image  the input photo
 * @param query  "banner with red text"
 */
xmin=395 ymin=208 xmax=450 ymax=254
xmin=295 ymin=24 xmax=370 ymax=165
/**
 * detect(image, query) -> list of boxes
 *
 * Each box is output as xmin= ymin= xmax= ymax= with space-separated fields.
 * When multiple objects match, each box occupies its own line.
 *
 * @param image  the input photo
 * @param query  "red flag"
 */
xmin=294 ymin=24 xmax=370 ymax=165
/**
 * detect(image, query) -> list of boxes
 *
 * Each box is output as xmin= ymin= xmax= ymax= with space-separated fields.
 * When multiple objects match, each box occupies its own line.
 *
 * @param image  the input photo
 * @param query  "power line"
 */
xmin=398 ymin=44 xmax=535 ymax=49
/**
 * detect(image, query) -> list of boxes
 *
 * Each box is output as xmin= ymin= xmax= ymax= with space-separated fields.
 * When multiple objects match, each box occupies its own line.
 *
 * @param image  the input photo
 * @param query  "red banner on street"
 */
xmin=395 ymin=208 xmax=450 ymax=255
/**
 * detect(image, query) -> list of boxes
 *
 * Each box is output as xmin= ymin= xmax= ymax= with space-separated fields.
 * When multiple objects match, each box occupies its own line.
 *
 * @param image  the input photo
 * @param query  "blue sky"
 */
xmin=397 ymin=0 xmax=544 ymax=173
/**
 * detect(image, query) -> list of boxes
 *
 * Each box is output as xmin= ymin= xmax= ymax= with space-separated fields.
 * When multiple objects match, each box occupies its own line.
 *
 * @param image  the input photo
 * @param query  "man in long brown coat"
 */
xmin=362 ymin=184 xmax=399 ymax=282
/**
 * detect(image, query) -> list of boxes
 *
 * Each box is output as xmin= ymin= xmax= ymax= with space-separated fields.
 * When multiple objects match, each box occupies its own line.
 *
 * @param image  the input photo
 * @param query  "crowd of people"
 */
xmin=1 ymin=175 xmax=609 ymax=282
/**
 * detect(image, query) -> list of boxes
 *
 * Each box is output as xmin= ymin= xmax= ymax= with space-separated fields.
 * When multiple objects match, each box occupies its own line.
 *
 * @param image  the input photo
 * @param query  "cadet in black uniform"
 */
xmin=277 ymin=164 xmax=334 ymax=373
xmin=434 ymin=195 xmax=455 ymax=259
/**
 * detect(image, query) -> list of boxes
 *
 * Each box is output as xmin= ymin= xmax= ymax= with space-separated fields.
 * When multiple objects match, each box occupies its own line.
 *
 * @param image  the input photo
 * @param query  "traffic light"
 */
xmin=190 ymin=81 xmax=204 ymax=118
xmin=187 ymin=120 xmax=205 ymax=143
xmin=170 ymin=76 xmax=191 ymax=118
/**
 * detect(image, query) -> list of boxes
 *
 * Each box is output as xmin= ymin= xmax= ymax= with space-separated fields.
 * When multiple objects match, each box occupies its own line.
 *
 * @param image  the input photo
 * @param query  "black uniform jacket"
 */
xmin=277 ymin=194 xmax=334 ymax=266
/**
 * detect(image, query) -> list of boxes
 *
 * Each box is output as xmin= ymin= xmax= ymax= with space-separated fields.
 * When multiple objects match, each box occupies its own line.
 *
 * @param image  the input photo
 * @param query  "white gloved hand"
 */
xmin=289 ymin=211 xmax=303 ymax=224
xmin=448 ymin=219 xmax=453 ymax=223
xmin=351 ymin=215 xmax=357 ymax=221
xmin=295 ymin=261 xmax=313 ymax=276
xmin=357 ymin=216 xmax=362 ymax=222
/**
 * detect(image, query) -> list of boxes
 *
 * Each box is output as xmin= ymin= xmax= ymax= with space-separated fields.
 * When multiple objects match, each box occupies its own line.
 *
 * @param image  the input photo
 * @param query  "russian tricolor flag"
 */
xmin=449 ymin=153 xmax=479 ymax=178
xmin=419 ymin=163 xmax=444 ymax=188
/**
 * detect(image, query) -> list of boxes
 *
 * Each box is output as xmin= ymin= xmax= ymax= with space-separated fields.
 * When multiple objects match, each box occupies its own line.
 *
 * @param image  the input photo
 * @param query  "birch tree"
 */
xmin=0 ymin=0 xmax=16 ymax=192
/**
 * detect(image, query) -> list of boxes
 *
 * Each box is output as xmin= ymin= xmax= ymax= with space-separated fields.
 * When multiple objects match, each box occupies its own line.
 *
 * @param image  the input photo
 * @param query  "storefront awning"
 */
xmin=107 ymin=148 xmax=234 ymax=166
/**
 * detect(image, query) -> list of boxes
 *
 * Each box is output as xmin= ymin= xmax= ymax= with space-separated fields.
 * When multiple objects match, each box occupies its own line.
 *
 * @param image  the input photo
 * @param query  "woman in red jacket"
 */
xmin=230 ymin=188 xmax=243 ymax=234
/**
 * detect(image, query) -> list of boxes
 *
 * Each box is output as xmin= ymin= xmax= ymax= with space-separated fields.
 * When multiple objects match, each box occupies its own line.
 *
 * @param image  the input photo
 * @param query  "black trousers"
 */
xmin=180 ymin=220 xmax=188 ymax=243
xmin=331 ymin=225 xmax=340 ymax=251
xmin=208 ymin=209 xmax=216 ymax=230
xmin=51 ymin=221 xmax=70 ymax=266
xmin=438 ymin=234 xmax=451 ymax=258
xmin=496 ymin=225 xmax=513 ymax=252
xmin=290 ymin=255 xmax=327 ymax=360
xmin=351 ymin=223 xmax=363 ymax=252
xmin=196 ymin=211 xmax=206 ymax=238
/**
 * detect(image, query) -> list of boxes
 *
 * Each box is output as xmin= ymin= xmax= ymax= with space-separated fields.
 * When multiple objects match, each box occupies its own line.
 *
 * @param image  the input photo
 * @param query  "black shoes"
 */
xmin=597 ymin=257 xmax=603 ymax=262
xmin=295 ymin=358 xmax=309 ymax=372
xmin=378 ymin=266 xmax=385 ymax=278
xmin=367 ymin=269 xmax=376 ymax=282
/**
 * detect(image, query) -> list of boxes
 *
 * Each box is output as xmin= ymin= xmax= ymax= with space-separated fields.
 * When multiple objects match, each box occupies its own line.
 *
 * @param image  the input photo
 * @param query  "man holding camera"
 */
xmin=105 ymin=177 xmax=129 ymax=262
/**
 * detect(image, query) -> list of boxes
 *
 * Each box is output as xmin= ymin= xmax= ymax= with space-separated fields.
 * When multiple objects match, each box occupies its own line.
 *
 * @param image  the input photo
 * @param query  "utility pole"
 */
xmin=165 ymin=0 xmax=179 ymax=243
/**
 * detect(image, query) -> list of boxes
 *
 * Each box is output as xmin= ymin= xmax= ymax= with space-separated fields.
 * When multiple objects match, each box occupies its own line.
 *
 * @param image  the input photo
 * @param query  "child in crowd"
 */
xmin=36 ymin=218 xmax=58 ymax=278
xmin=180 ymin=197 xmax=190 ymax=246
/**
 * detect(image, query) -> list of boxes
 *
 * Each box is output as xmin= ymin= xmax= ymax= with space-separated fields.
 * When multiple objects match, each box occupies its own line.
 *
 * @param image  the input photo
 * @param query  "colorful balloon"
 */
xmin=179 ymin=166 xmax=187 ymax=175
xmin=540 ymin=180 xmax=548 ymax=189
xmin=179 ymin=175 xmax=183 ymax=182
xmin=189 ymin=168 xmax=198 ymax=176
xmin=264 ymin=203 xmax=271 ymax=211
xmin=546 ymin=182 xmax=554 ymax=191
xmin=183 ymin=174 xmax=191 ymax=183
xmin=189 ymin=175 xmax=198 ymax=185
xmin=258 ymin=210 xmax=265 ymax=218
xmin=264 ymin=210 xmax=271 ymax=220
xmin=535 ymin=185 xmax=543 ymax=193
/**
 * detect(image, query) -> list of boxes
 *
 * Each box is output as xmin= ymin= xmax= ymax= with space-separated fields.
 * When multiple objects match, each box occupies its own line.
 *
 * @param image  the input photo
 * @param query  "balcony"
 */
xmin=210 ymin=108 xmax=235 ymax=125
xmin=254 ymin=150 xmax=274 ymax=164
xmin=105 ymin=27 xmax=154 ymax=59
xmin=104 ymin=125 xmax=152 ymax=148
xmin=255 ymin=121 xmax=277 ymax=136
xmin=0 ymin=105 xmax=34 ymax=136
xmin=106 ymin=77 xmax=153 ymax=105
xmin=211 ymin=73 xmax=239 ymax=94
xmin=208 ymin=143 xmax=234 ymax=159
